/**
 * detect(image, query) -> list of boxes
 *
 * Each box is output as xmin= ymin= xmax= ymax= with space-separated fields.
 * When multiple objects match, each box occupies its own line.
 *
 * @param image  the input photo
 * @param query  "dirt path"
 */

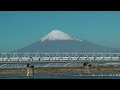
xmin=0 ymin=66 xmax=120 ymax=74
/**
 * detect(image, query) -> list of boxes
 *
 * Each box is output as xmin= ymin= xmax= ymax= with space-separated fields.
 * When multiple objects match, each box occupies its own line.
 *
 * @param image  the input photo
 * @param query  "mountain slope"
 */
xmin=14 ymin=40 xmax=120 ymax=53
xmin=13 ymin=30 xmax=120 ymax=53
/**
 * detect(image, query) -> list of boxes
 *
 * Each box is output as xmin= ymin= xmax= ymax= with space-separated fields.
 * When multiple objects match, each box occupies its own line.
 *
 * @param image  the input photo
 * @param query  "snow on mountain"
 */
xmin=41 ymin=30 xmax=82 ymax=42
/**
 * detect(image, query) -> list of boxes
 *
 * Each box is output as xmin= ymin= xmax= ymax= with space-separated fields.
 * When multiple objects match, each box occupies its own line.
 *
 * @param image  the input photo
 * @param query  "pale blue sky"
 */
xmin=0 ymin=11 xmax=120 ymax=52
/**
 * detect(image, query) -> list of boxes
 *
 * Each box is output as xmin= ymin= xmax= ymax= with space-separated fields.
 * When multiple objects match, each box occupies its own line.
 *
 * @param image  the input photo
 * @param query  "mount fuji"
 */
xmin=13 ymin=30 xmax=120 ymax=53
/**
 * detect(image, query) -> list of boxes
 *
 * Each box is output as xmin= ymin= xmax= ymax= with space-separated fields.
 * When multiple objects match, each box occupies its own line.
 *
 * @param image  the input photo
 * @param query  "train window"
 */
xmin=96 ymin=54 xmax=102 ymax=57
xmin=88 ymin=54 xmax=92 ymax=57
xmin=112 ymin=54 xmax=118 ymax=57
xmin=104 ymin=54 xmax=110 ymax=57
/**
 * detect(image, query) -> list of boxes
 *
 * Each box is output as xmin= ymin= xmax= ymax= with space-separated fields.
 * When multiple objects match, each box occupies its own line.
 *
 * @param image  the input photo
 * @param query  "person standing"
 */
xmin=26 ymin=63 xmax=34 ymax=77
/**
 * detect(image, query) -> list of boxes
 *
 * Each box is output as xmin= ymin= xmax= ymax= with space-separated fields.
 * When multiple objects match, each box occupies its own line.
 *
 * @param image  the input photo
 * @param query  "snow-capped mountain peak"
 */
xmin=41 ymin=30 xmax=80 ymax=42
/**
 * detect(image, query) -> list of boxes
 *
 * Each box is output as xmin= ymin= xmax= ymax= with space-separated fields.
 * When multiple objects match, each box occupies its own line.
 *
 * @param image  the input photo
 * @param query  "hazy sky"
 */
xmin=0 ymin=11 xmax=120 ymax=52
